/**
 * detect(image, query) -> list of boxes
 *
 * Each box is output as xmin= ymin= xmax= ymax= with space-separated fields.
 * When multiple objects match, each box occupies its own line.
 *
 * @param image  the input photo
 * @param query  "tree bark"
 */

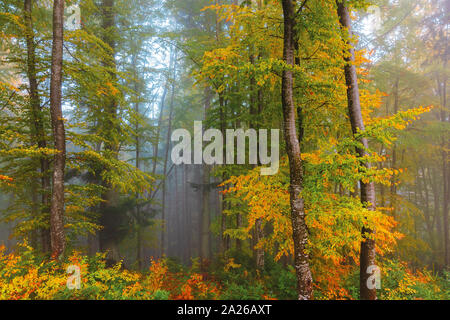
xmin=151 ymin=83 xmax=168 ymax=177
xmin=161 ymin=49 xmax=177 ymax=258
xmin=201 ymin=86 xmax=212 ymax=262
xmin=49 ymin=0 xmax=66 ymax=259
xmin=281 ymin=0 xmax=313 ymax=300
xmin=439 ymin=57 xmax=449 ymax=268
xmin=248 ymin=0 xmax=265 ymax=270
xmin=390 ymin=77 xmax=399 ymax=218
xmin=98 ymin=0 xmax=122 ymax=263
xmin=134 ymin=67 xmax=142 ymax=269
xmin=336 ymin=0 xmax=377 ymax=300
xmin=219 ymin=94 xmax=229 ymax=253
xmin=24 ymin=0 xmax=52 ymax=253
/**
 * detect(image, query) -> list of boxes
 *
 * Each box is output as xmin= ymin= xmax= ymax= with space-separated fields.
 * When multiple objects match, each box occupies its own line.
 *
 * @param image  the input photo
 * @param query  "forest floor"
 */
xmin=0 ymin=243 xmax=448 ymax=300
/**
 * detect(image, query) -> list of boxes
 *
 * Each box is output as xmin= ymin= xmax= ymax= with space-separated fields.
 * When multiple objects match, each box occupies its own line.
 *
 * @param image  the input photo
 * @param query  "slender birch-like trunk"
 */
xmin=281 ymin=0 xmax=313 ymax=300
xmin=336 ymin=0 xmax=377 ymax=300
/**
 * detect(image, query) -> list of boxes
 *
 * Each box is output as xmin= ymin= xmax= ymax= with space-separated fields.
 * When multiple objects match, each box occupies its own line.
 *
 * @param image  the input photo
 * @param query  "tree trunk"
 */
xmin=255 ymin=218 xmax=264 ymax=270
xmin=337 ymin=0 xmax=377 ymax=300
xmin=151 ymin=83 xmax=169 ymax=177
xmin=161 ymin=49 xmax=177 ymax=258
xmin=201 ymin=86 xmax=212 ymax=262
xmin=49 ymin=0 xmax=66 ymax=259
xmin=182 ymin=164 xmax=190 ymax=263
xmin=248 ymin=0 xmax=265 ymax=269
xmin=439 ymin=58 xmax=449 ymax=268
xmin=134 ymin=80 xmax=142 ymax=269
xmin=24 ymin=0 xmax=52 ymax=253
xmin=281 ymin=0 xmax=313 ymax=300
xmin=219 ymin=94 xmax=229 ymax=253
xmin=98 ymin=0 xmax=121 ymax=263
xmin=390 ymin=77 xmax=399 ymax=218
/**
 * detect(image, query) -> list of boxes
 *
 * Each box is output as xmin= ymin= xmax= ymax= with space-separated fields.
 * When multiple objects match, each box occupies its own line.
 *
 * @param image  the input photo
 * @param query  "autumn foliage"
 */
xmin=0 ymin=243 xmax=222 ymax=300
xmin=1 ymin=242 xmax=446 ymax=300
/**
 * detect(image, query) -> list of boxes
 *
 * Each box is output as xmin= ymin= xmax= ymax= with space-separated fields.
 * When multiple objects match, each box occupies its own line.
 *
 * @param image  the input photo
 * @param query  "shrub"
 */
xmin=0 ymin=243 xmax=221 ymax=300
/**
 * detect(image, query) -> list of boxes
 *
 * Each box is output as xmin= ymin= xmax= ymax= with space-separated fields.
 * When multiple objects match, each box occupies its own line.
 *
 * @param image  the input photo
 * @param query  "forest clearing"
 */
xmin=0 ymin=0 xmax=448 ymax=301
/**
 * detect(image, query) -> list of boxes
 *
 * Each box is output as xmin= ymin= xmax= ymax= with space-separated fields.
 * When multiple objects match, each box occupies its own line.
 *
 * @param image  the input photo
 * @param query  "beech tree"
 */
xmin=49 ymin=0 xmax=66 ymax=259
xmin=281 ymin=0 xmax=313 ymax=300
xmin=337 ymin=0 xmax=377 ymax=300
xmin=24 ymin=0 xmax=51 ymax=252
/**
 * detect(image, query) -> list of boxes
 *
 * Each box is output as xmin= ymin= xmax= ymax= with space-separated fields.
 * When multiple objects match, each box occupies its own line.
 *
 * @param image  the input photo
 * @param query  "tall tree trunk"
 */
xmin=175 ymin=165 xmax=183 ymax=258
xmin=420 ymin=166 xmax=436 ymax=252
xmin=215 ymin=1 xmax=231 ymax=256
xmin=281 ymin=0 xmax=313 ymax=300
xmin=429 ymin=167 xmax=442 ymax=256
xmin=390 ymin=77 xmax=399 ymax=218
xmin=250 ymin=59 xmax=265 ymax=270
xmin=201 ymin=86 xmax=212 ymax=262
xmin=134 ymin=78 xmax=142 ymax=269
xmin=442 ymin=111 xmax=449 ymax=269
xmin=98 ymin=0 xmax=121 ymax=263
xmin=219 ymin=94 xmax=229 ymax=253
xmin=24 ymin=0 xmax=51 ymax=253
xmin=151 ymin=83 xmax=169 ymax=177
xmin=182 ymin=164 xmax=190 ymax=263
xmin=440 ymin=58 xmax=449 ymax=268
xmin=49 ymin=0 xmax=66 ymax=259
xmin=337 ymin=0 xmax=377 ymax=300
xmin=161 ymin=49 xmax=177 ymax=258
xmin=248 ymin=0 xmax=264 ymax=270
